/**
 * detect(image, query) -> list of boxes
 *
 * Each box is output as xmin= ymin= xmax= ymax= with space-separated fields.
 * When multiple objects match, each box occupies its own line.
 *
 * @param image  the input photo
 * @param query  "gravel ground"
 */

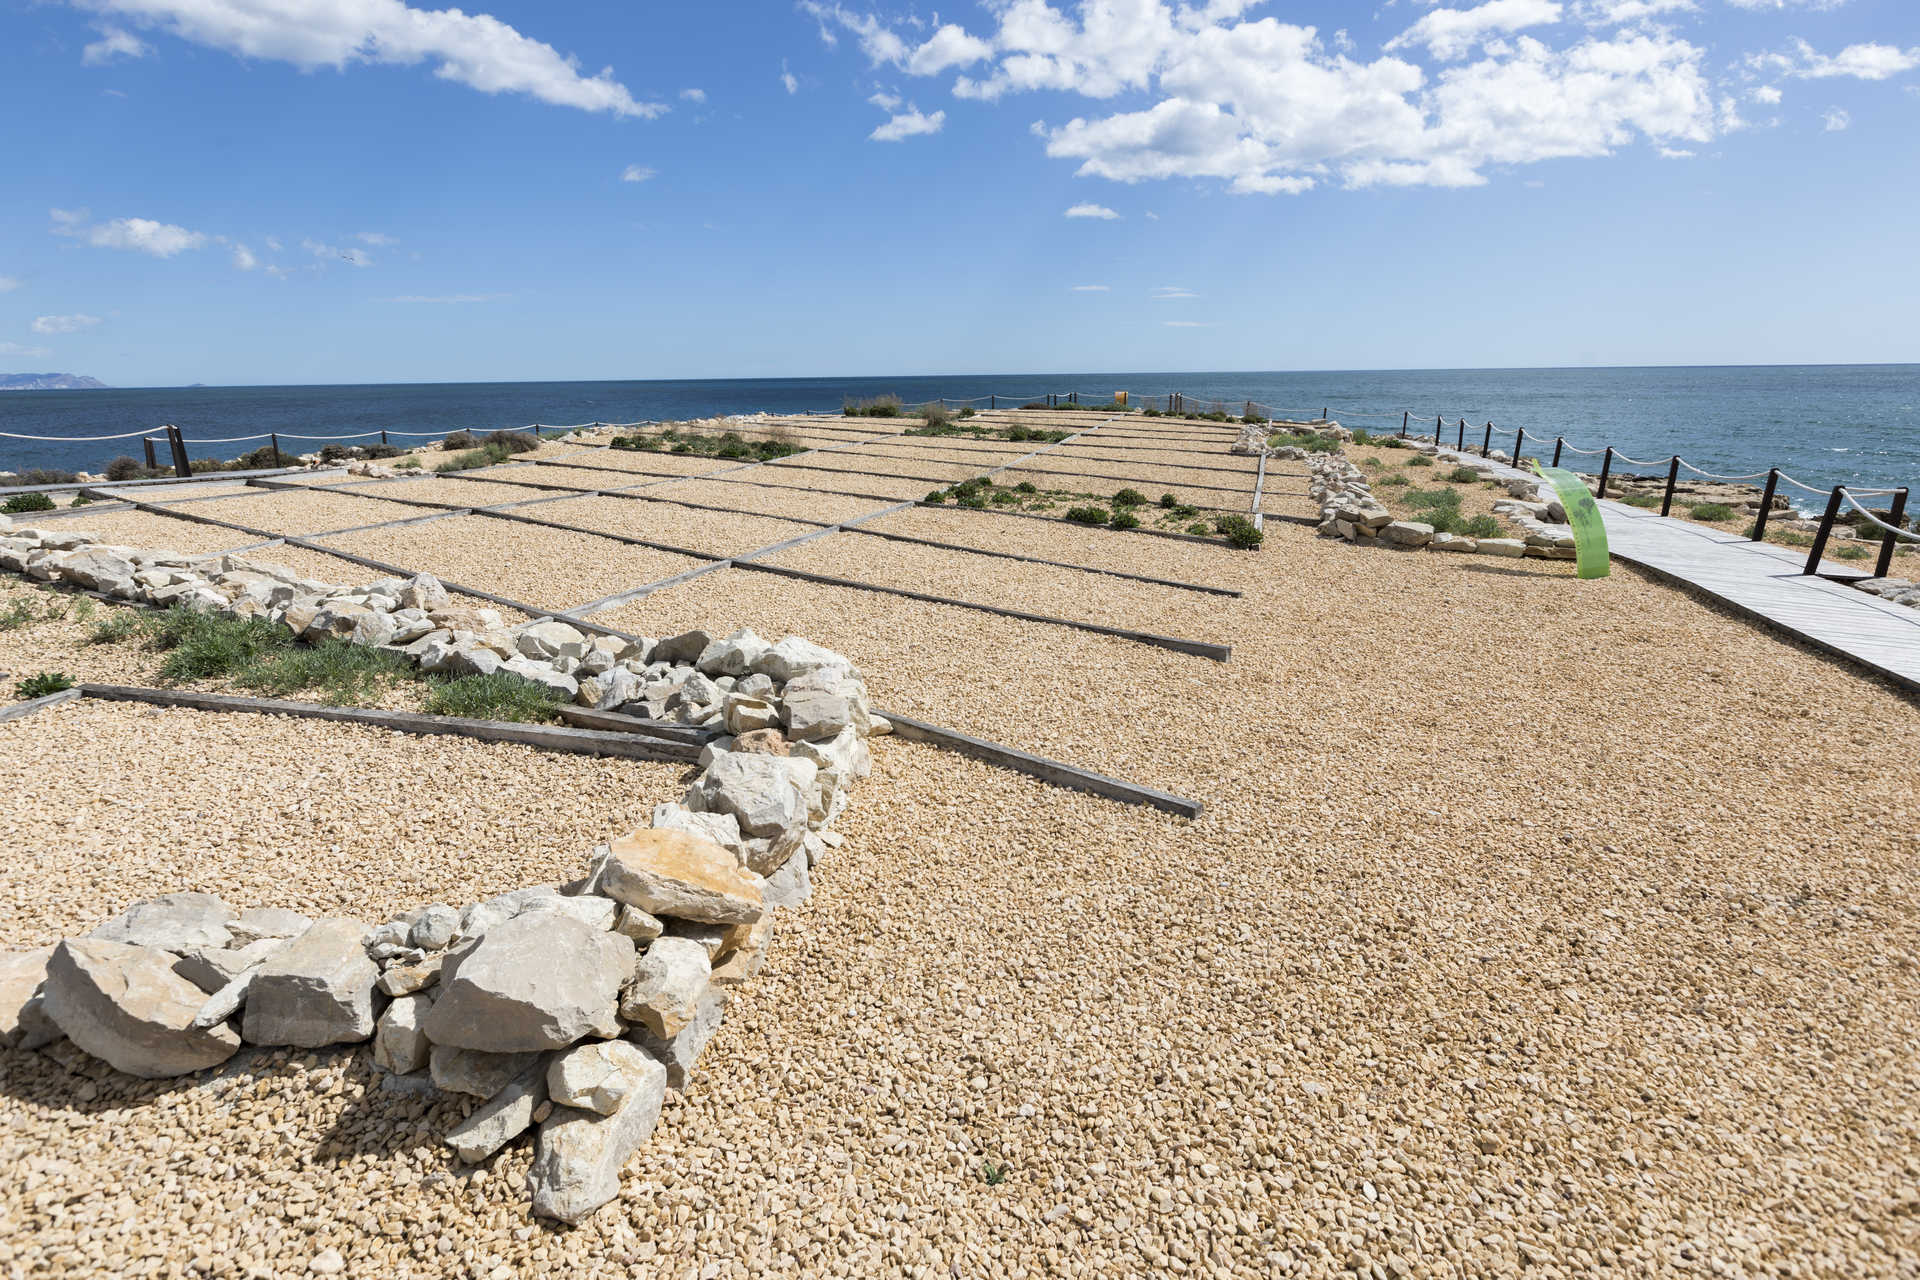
xmin=1000 ymin=469 xmax=1248 ymax=512
xmin=464 ymin=464 xmax=613 ymax=493
xmin=764 ymin=532 xmax=1220 ymax=638
xmin=861 ymin=506 xmax=1238 ymax=583
xmin=7 ymin=455 xmax=1920 ymax=1278
xmin=747 ymin=469 xmax=930 ymax=501
xmin=312 ymin=516 xmax=710 ymax=612
xmin=24 ymin=510 xmax=270 ymax=555
xmin=645 ymin=480 xmax=900 ymax=524
xmin=532 ymin=495 xmax=816 ymax=558
xmin=0 ymin=578 xmax=168 ymax=689
xmin=1004 ymin=461 xmax=1254 ymax=496
xmin=767 ymin=454 xmax=982 ymax=484
xmin=184 ymin=490 xmax=447 ymax=537
xmin=368 ymin=476 xmax=565 ymax=507
xmin=1054 ymin=448 xmax=1262 ymax=474
xmin=541 ymin=452 xmax=737 ymax=478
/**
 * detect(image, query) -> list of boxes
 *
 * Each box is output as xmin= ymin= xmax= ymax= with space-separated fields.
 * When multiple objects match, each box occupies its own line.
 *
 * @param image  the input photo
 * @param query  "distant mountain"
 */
xmin=0 ymin=373 xmax=109 ymax=391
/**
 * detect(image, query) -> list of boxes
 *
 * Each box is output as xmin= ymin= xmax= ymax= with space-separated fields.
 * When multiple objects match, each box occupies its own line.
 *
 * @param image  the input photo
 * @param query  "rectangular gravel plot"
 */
xmin=592 ymin=568 xmax=1216 ymax=784
xmin=764 ymin=532 xmax=1223 ymax=638
xmin=530 ymin=495 xmax=813 ymax=558
xmin=860 ymin=506 xmax=1245 ymax=583
xmin=51 ymin=510 xmax=267 ymax=555
xmin=1057 ymin=447 xmax=1259 ymax=472
xmin=1000 ymin=469 xmax=1248 ymax=509
xmin=464 ymin=464 xmax=609 ymax=492
xmin=97 ymin=481 xmax=257 ymax=501
xmin=749 ymin=468 xmax=930 ymax=499
xmin=311 ymin=515 xmax=710 ymax=611
xmin=543 ymin=451 xmax=735 ymax=477
xmin=1029 ymin=462 xmax=1255 ymax=495
xmin=188 ymin=490 xmax=444 ymax=536
xmin=768 ymin=453 xmax=980 ymax=483
xmin=371 ymin=476 xmax=545 ymax=506
xmin=644 ymin=479 xmax=898 ymax=524
xmin=223 ymin=544 xmax=390 ymax=588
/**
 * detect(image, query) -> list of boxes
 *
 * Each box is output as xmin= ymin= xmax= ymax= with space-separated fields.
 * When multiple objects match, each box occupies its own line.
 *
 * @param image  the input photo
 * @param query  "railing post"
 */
xmin=380 ymin=428 xmax=388 ymax=445
xmin=1552 ymin=437 xmax=1564 ymax=468
xmin=990 ymin=395 xmax=995 ymax=410
xmin=1435 ymin=414 xmax=1442 ymax=445
xmin=1321 ymin=407 xmax=1328 ymax=422
xmin=270 ymin=433 xmax=282 ymax=468
xmin=1659 ymin=456 xmax=1681 ymax=517
xmin=166 ymin=425 xmax=192 ymax=477
xmin=1595 ymin=447 xmax=1613 ymax=499
xmin=1513 ymin=427 xmax=1525 ymax=464
xmin=1752 ymin=469 xmax=1780 ymax=542
xmin=1874 ymin=488 xmax=1910 ymax=579
xmin=1456 ymin=419 xmax=1465 ymax=450
xmin=1401 ymin=411 xmax=1409 ymax=439
xmin=1804 ymin=486 xmax=1844 ymax=576
xmin=1480 ymin=421 xmax=1492 ymax=458
xmin=142 ymin=436 xmax=158 ymax=471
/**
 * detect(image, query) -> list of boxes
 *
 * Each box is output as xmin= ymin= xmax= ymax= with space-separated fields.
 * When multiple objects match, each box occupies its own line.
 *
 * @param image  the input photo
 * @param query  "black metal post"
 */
xmin=1804 ymin=486 xmax=1845 ymax=576
xmin=1401 ymin=411 xmax=1409 ymax=439
xmin=1513 ymin=428 xmax=1525 ymax=464
xmin=1874 ymin=488 xmax=1909 ymax=579
xmin=1659 ymin=456 xmax=1681 ymax=517
xmin=990 ymin=395 xmax=996 ymax=410
xmin=1753 ymin=470 xmax=1780 ymax=542
xmin=380 ymin=428 xmax=388 ymax=445
xmin=270 ymin=433 xmax=282 ymax=467
xmin=1321 ymin=407 xmax=1327 ymax=422
xmin=166 ymin=425 xmax=192 ymax=477
xmin=1595 ymin=447 xmax=1613 ymax=499
xmin=1480 ymin=421 xmax=1492 ymax=458
xmin=1435 ymin=415 xmax=1442 ymax=445
xmin=142 ymin=436 xmax=158 ymax=470
xmin=1456 ymin=419 xmax=1466 ymax=450
xmin=1552 ymin=437 xmax=1564 ymax=468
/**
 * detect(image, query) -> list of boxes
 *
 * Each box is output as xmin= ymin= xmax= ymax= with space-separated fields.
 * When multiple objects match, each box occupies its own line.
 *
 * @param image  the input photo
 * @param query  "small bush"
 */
xmin=15 ymin=672 xmax=74 ymax=699
xmin=958 ymin=407 xmax=977 ymax=420
xmin=396 ymin=457 xmax=422 ymax=470
xmin=1213 ymin=514 xmax=1263 ymax=550
xmin=1408 ymin=455 xmax=1433 ymax=468
xmin=1446 ymin=466 xmax=1481 ymax=483
xmin=1835 ymin=544 xmax=1869 ymax=561
xmin=239 ymin=638 xmax=419 ymax=705
xmin=990 ymin=490 xmax=1018 ymax=505
xmin=146 ymin=608 xmax=292 ymax=683
xmin=435 ymin=442 xmax=514 ymax=473
xmin=481 ymin=430 xmax=538 ymax=455
xmin=1111 ymin=488 xmax=1148 ymax=508
xmin=1462 ymin=514 xmax=1503 ymax=539
xmin=1109 ymin=510 xmax=1140 ymax=530
xmin=3 ymin=492 xmax=57 ymax=514
xmin=88 ymin=608 xmax=146 ymax=645
xmin=1403 ymin=487 xmax=1463 ymax=516
xmin=924 ymin=489 xmax=948 ymax=503
xmin=1621 ymin=492 xmax=1661 ymax=509
xmin=0 ymin=598 xmax=41 ymax=631
xmin=442 ymin=430 xmax=477 ymax=451
xmin=1378 ymin=438 xmax=1406 ymax=450
xmin=1015 ymin=481 xmax=1038 ymax=495
xmin=1158 ymin=493 xmax=1179 ymax=508
xmin=1241 ymin=412 xmax=1268 ymax=425
xmin=1352 ymin=429 xmax=1373 ymax=446
xmin=424 ymin=673 xmax=567 ymax=723
xmin=610 ymin=434 xmax=665 ymax=452
xmin=104 ymin=455 xmax=165 ymax=482
xmin=8 ymin=469 xmax=78 ymax=486
xmin=955 ymin=491 xmax=988 ymax=510
xmin=1171 ymin=503 xmax=1200 ymax=519
xmin=1688 ymin=502 xmax=1735 ymax=522
xmin=915 ymin=402 xmax=954 ymax=429
xmin=1378 ymin=472 xmax=1410 ymax=487
xmin=70 ymin=493 xmax=95 ymax=506
xmin=1064 ymin=506 xmax=1109 ymax=525
xmin=1187 ymin=521 xmax=1211 ymax=535
xmin=844 ymin=395 xmax=902 ymax=418
xmin=362 ymin=443 xmax=405 ymax=460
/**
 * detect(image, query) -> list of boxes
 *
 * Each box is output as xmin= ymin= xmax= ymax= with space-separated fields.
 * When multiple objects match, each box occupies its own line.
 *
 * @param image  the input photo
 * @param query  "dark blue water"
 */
xmin=4 ymin=366 xmax=1915 ymax=507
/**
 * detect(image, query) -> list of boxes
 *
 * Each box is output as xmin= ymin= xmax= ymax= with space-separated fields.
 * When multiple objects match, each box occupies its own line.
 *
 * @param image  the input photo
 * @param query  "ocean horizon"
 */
xmin=5 ymin=362 xmax=1916 ymax=504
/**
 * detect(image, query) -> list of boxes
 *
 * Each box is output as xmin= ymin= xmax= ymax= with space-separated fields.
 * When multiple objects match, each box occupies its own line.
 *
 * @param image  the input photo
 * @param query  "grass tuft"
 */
xmin=4 ymin=492 xmax=57 ymax=514
xmin=1213 ymin=514 xmax=1263 ymax=550
xmin=15 ymin=672 xmax=74 ymax=699
xmin=424 ymin=673 xmax=566 ymax=722
xmin=1688 ymin=502 xmax=1735 ymax=522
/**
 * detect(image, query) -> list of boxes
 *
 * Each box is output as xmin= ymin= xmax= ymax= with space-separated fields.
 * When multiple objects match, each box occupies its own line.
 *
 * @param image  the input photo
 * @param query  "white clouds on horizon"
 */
xmin=1064 ymin=203 xmax=1119 ymax=219
xmin=0 ymin=342 xmax=56 ymax=359
xmin=65 ymin=0 xmax=664 ymax=117
xmin=32 ymin=313 xmax=103 ymax=334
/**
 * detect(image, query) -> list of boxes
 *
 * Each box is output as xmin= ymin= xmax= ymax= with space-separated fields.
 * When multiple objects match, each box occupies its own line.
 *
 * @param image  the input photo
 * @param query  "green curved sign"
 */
xmin=1532 ymin=462 xmax=1611 ymax=579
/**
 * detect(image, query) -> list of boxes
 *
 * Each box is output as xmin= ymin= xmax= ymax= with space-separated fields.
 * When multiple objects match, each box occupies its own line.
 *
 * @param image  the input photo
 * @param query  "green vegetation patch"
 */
xmin=424 ymin=672 xmax=567 ymax=722
xmin=15 ymin=672 xmax=74 ymax=699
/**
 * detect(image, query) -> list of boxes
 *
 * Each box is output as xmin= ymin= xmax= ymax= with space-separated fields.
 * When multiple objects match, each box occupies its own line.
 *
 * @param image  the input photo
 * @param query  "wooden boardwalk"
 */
xmin=1444 ymin=449 xmax=1920 ymax=696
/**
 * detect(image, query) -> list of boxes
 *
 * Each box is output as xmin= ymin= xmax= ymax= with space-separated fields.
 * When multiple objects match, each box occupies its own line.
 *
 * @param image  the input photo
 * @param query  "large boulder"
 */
xmin=421 ymin=913 xmax=633 ymax=1053
xmin=650 ymin=629 xmax=712 ymax=665
xmin=649 ymin=801 xmax=748 ymax=865
xmin=779 ymin=668 xmax=870 ymax=742
xmin=685 ymin=752 xmax=817 ymax=874
xmin=618 ymin=937 xmax=711 ymax=1038
xmin=753 ymin=636 xmax=853 ymax=683
xmin=597 ymin=829 xmax=764 ymax=925
xmin=226 ymin=907 xmax=312 ymax=947
xmin=515 ymin=619 xmax=589 ymax=662
xmin=42 ymin=940 xmax=241 ymax=1077
xmin=241 ymin=919 xmax=379 ymax=1046
xmin=696 ymin=628 xmax=769 ymax=678
xmin=529 ymin=1054 xmax=669 ymax=1223
xmin=91 ymin=892 xmax=236 ymax=953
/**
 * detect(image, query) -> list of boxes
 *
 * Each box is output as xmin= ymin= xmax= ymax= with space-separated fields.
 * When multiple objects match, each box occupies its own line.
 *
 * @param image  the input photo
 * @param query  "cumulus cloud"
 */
xmin=621 ymin=164 xmax=657 ymax=182
xmin=67 ymin=0 xmax=663 ymax=116
xmin=0 ymin=342 xmax=55 ymax=358
xmin=1748 ymin=40 xmax=1920 ymax=81
xmin=1822 ymin=106 xmax=1850 ymax=130
xmin=1064 ymin=203 xmax=1119 ymax=219
xmin=869 ymin=105 xmax=944 ymax=140
xmin=32 ymin=314 xmax=103 ymax=334
xmin=800 ymin=1 xmax=908 ymax=64
xmin=1386 ymin=0 xmax=1565 ymax=63
xmin=680 ymin=87 xmax=705 ymax=102
xmin=231 ymin=243 xmax=257 ymax=269
xmin=52 ymin=208 xmax=208 ymax=256
xmin=781 ymin=59 xmax=799 ymax=93
xmin=82 ymin=26 xmax=150 ymax=64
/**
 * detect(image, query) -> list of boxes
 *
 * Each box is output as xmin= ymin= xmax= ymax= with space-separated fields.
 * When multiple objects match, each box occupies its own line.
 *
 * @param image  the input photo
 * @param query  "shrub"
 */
xmin=1378 ymin=438 xmax=1406 ymax=450
xmin=88 ymin=607 xmax=145 ymax=645
xmin=914 ymin=402 xmax=955 ymax=429
xmin=1408 ymin=455 xmax=1433 ymax=468
xmin=1621 ymin=492 xmax=1661 ymax=508
xmin=1159 ymin=493 xmax=1179 ymax=508
xmin=1014 ymin=481 xmax=1038 ymax=494
xmin=955 ymin=491 xmax=988 ymax=509
xmin=145 ymin=607 xmax=292 ymax=683
xmin=1403 ymin=487 xmax=1463 ymax=516
xmin=481 ymin=430 xmax=537 ymax=455
xmin=1359 ymin=457 xmax=1381 ymax=470
xmin=1213 ymin=514 xmax=1263 ymax=550
xmin=844 ymin=395 xmax=902 ymax=418
xmin=442 ymin=430 xmax=477 ymax=451
xmin=1172 ymin=503 xmax=1200 ymax=519
xmin=70 ymin=493 xmax=95 ymax=506
xmin=1352 ymin=429 xmax=1372 ymax=446
xmin=0 ymin=598 xmax=41 ymax=631
xmin=1064 ymin=506 xmax=1109 ymax=525
xmin=435 ymin=442 xmax=514 ymax=473
xmin=1378 ymin=472 xmax=1409 ymax=487
xmin=8 ymin=469 xmax=78 ymax=486
xmin=957 ymin=407 xmax=976 ymax=420
xmin=1835 ymin=544 xmax=1869 ymax=561
xmin=1111 ymin=488 xmax=1148 ymax=508
xmin=610 ymin=435 xmax=665 ymax=452
xmin=104 ymin=455 xmax=160 ymax=482
xmin=3 ymin=492 xmax=56 ymax=514
xmin=15 ymin=672 xmax=74 ymax=699
xmin=715 ymin=440 xmax=750 ymax=459
xmin=362 ymin=443 xmax=405 ymax=460
xmin=238 ymin=638 xmax=419 ymax=705
xmin=1187 ymin=521 xmax=1211 ymax=535
xmin=1109 ymin=510 xmax=1141 ymax=530
xmin=396 ymin=457 xmax=422 ymax=470
xmin=990 ymin=490 xmax=1018 ymax=505
xmin=1461 ymin=514 xmax=1503 ymax=539
xmin=1689 ymin=502 xmax=1735 ymax=522
xmin=424 ymin=673 xmax=567 ymax=723
xmin=1241 ymin=412 xmax=1268 ymax=425
xmin=1446 ymin=466 xmax=1481 ymax=483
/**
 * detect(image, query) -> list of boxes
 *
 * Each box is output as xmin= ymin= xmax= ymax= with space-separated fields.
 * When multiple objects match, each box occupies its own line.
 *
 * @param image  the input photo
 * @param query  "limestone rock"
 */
xmin=1477 ymin=538 xmax=1526 ymax=558
xmin=408 ymin=905 xmax=460 ymax=951
xmin=1381 ymin=520 xmax=1434 ymax=548
xmin=754 ymin=636 xmax=853 ymax=683
xmin=173 ymin=938 xmax=286 ymax=993
xmin=711 ymin=918 xmax=773 ymax=987
xmin=430 ymin=1043 xmax=544 ymax=1098
xmin=516 ymin=619 xmax=589 ymax=662
xmin=651 ymin=629 xmax=712 ymax=665
xmin=226 ymin=906 xmax=312 ymax=947
xmin=613 ymin=905 xmax=664 ymax=942
xmin=547 ymin=1039 xmax=658 ymax=1116
xmin=618 ymin=937 xmax=711 ymax=1038
xmin=696 ymin=628 xmax=770 ymax=678
xmin=685 ymin=752 xmax=816 ymax=873
xmin=42 ymin=939 xmax=241 ymax=1078
xmin=518 ymin=894 xmax=617 ymax=932
xmin=372 ymin=992 xmax=433 ymax=1075
xmin=649 ymin=801 xmax=748 ymax=865
xmin=0 ymin=948 xmax=53 ymax=1048
xmin=91 ymin=892 xmax=236 ymax=953
xmin=599 ymin=828 xmax=765 ymax=925
xmin=780 ymin=668 xmax=870 ymax=742
xmin=422 ymin=913 xmax=634 ymax=1053
xmin=400 ymin=573 xmax=450 ymax=611
xmin=528 ymin=1054 xmax=669 ymax=1223
xmin=242 ymin=919 xmax=379 ymax=1047
xmin=377 ymin=953 xmax=445 ymax=996
xmin=447 ymin=1056 xmax=549 ymax=1163
xmin=761 ymin=849 xmax=812 ymax=910
xmin=732 ymin=728 xmax=790 ymax=756
xmin=630 ymin=988 xmax=726 ymax=1091
xmin=722 ymin=695 xmax=781 ymax=735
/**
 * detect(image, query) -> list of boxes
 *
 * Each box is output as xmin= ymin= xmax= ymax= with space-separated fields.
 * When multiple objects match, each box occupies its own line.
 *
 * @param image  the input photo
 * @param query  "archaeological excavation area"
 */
xmin=3 ymin=407 xmax=1918 ymax=1278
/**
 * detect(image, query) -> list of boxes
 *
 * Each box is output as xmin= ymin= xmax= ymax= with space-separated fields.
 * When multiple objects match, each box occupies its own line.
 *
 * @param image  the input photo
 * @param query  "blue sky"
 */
xmin=1 ymin=0 xmax=1916 ymax=386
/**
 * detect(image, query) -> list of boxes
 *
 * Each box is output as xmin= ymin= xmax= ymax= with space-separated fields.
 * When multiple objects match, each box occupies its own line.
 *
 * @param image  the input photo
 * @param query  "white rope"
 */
xmin=1609 ymin=450 xmax=1670 ymax=467
xmin=1839 ymin=489 xmax=1919 ymax=541
xmin=1775 ymin=472 xmax=1830 ymax=495
xmin=0 ymin=427 xmax=156 ymax=441
xmin=1675 ymin=459 xmax=1774 ymax=482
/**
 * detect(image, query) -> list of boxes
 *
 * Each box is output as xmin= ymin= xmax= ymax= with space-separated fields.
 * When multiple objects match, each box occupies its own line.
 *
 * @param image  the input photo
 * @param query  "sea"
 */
xmin=3 ymin=365 xmax=1915 ymax=509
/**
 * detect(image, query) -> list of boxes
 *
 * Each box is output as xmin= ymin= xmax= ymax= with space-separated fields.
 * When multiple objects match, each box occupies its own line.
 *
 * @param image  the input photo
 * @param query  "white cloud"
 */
xmin=800 ymin=2 xmax=908 ymax=65
xmin=0 ymin=342 xmax=55 ymax=358
xmin=32 ymin=314 xmax=103 ymax=335
xmin=82 ymin=26 xmax=150 ymax=64
xmin=1657 ymin=145 xmax=1694 ymax=157
xmin=1064 ymin=203 xmax=1119 ymax=219
xmin=386 ymin=293 xmax=508 ymax=303
xmin=868 ymin=90 xmax=901 ymax=111
xmin=781 ymin=59 xmax=799 ymax=93
xmin=302 ymin=238 xmax=373 ymax=266
xmin=621 ymin=164 xmax=657 ymax=182
xmin=264 ymin=235 xmax=282 ymax=251
xmin=70 ymin=0 xmax=663 ymax=117
xmin=1152 ymin=286 xmax=1198 ymax=299
xmin=1750 ymin=84 xmax=1783 ymax=104
xmin=1070 ymin=284 xmax=1110 ymax=291
xmin=231 ymin=243 xmax=257 ymax=269
xmin=869 ymin=106 xmax=944 ymax=141
xmin=906 ymin=23 xmax=993 ymax=75
xmin=1822 ymin=106 xmax=1850 ymax=130
xmin=1570 ymin=0 xmax=1694 ymax=22
xmin=1387 ymin=0 xmax=1565 ymax=63
xmin=52 ymin=209 xmax=208 ymax=257
xmin=1749 ymin=40 xmax=1920 ymax=81
xmin=356 ymin=231 xmax=396 ymax=245
xmin=1726 ymin=0 xmax=1847 ymax=9
xmin=680 ymin=87 xmax=705 ymax=102
xmin=1163 ymin=320 xmax=1212 ymax=327
xmin=0 ymin=277 xmax=19 ymax=293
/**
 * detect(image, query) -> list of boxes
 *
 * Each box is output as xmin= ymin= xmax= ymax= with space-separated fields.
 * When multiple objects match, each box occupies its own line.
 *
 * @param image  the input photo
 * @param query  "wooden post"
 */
xmin=1752 ymin=470 xmax=1780 ymax=542
xmin=142 ymin=436 xmax=158 ymax=470
xmin=1435 ymin=414 xmax=1442 ymax=444
xmin=1552 ymin=437 xmax=1564 ymax=468
xmin=1595 ymin=447 xmax=1613 ymax=499
xmin=1480 ymin=421 xmax=1492 ymax=458
xmin=1401 ymin=411 xmax=1409 ymax=439
xmin=1513 ymin=427 xmax=1525 ymax=464
xmin=1321 ymin=407 xmax=1327 ymax=422
xmin=1804 ymin=486 xmax=1844 ymax=576
xmin=990 ymin=395 xmax=996 ymax=410
xmin=380 ymin=428 xmax=388 ymax=445
xmin=166 ymin=425 xmax=192 ymax=477
xmin=1659 ymin=456 xmax=1681 ymax=517
xmin=270 ymin=433 xmax=282 ymax=467
xmin=1874 ymin=488 xmax=1909 ymax=579
xmin=1456 ymin=419 xmax=1465 ymax=450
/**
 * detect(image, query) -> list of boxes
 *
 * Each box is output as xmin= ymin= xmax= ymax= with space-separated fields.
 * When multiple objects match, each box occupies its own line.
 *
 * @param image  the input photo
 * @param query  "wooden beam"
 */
xmin=0 ymin=687 xmax=83 ymax=723
xmin=556 ymin=706 xmax=723 ymax=744
xmin=77 ymin=684 xmax=701 ymax=763
xmin=874 ymin=708 xmax=1202 ymax=818
xmin=731 ymin=560 xmax=1231 ymax=662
